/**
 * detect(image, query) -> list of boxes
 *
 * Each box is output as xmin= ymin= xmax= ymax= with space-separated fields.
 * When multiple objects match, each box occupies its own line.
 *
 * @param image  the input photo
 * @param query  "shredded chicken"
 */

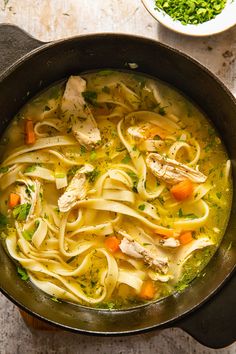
xmin=61 ymin=76 xmax=101 ymax=149
xmin=119 ymin=232 xmax=169 ymax=274
xmin=127 ymin=123 xmax=166 ymax=141
xmin=127 ymin=123 xmax=152 ymax=140
xmin=146 ymin=153 xmax=207 ymax=185
xmin=58 ymin=164 xmax=94 ymax=212
xmin=159 ymin=237 xmax=180 ymax=248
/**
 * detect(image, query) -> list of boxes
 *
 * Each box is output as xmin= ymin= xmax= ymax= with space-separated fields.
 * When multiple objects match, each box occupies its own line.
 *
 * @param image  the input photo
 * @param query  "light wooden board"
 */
xmin=0 ymin=1 xmax=236 ymax=353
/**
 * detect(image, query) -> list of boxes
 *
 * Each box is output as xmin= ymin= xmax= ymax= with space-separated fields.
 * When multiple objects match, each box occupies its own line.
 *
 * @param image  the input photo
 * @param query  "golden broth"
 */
xmin=0 ymin=70 xmax=232 ymax=309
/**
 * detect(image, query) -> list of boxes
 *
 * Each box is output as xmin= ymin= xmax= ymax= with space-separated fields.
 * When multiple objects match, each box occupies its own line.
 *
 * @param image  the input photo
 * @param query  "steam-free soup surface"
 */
xmin=0 ymin=70 xmax=232 ymax=309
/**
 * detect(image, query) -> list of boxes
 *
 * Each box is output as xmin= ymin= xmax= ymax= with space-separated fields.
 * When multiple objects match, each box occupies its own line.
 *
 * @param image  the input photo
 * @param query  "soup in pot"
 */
xmin=0 ymin=70 xmax=232 ymax=309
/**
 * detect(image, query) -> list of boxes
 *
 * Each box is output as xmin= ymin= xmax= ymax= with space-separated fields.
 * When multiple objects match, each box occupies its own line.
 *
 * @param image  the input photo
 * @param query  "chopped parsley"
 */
xmin=0 ymin=213 xmax=8 ymax=227
xmin=178 ymin=208 xmax=198 ymax=219
xmin=12 ymin=203 xmax=31 ymax=221
xmin=24 ymin=165 xmax=37 ymax=173
xmin=82 ymin=91 xmax=97 ymax=105
xmin=51 ymin=297 xmax=61 ymax=303
xmin=138 ymin=204 xmax=146 ymax=211
xmin=80 ymin=146 xmax=86 ymax=154
xmin=86 ymin=169 xmax=100 ymax=183
xmin=155 ymin=0 xmax=227 ymax=25
xmin=121 ymin=155 xmax=131 ymax=164
xmin=127 ymin=171 xmax=139 ymax=193
xmin=90 ymin=150 xmax=97 ymax=161
xmin=17 ymin=267 xmax=29 ymax=281
xmin=0 ymin=166 xmax=9 ymax=173
xmin=67 ymin=166 xmax=82 ymax=177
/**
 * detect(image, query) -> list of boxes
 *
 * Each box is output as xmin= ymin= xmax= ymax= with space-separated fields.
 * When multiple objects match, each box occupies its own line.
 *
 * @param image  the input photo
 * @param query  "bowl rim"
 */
xmin=141 ymin=0 xmax=236 ymax=37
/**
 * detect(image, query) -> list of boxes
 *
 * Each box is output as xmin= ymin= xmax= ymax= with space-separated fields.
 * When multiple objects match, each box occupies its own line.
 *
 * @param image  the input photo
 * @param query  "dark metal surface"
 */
xmin=0 ymin=24 xmax=235 ymax=349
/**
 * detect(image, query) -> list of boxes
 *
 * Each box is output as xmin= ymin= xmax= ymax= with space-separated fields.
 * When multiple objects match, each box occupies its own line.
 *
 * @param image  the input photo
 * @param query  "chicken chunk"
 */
xmin=58 ymin=164 xmax=93 ymax=212
xmin=159 ymin=237 xmax=180 ymax=248
xmin=61 ymin=76 xmax=101 ymax=149
xmin=127 ymin=123 xmax=167 ymax=141
xmin=119 ymin=234 xmax=169 ymax=274
xmin=146 ymin=153 xmax=207 ymax=185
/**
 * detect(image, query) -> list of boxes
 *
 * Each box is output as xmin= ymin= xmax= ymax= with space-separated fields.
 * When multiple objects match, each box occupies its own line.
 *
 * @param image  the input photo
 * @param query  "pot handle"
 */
xmin=0 ymin=24 xmax=45 ymax=75
xmin=177 ymin=273 xmax=236 ymax=349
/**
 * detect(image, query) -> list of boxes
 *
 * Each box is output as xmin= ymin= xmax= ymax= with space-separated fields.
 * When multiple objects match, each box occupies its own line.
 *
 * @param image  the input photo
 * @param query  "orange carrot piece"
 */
xmin=140 ymin=280 xmax=155 ymax=300
xmin=170 ymin=179 xmax=194 ymax=201
xmin=25 ymin=119 xmax=36 ymax=145
xmin=9 ymin=193 xmax=20 ymax=208
xmin=179 ymin=231 xmax=193 ymax=245
xmin=105 ymin=236 xmax=120 ymax=253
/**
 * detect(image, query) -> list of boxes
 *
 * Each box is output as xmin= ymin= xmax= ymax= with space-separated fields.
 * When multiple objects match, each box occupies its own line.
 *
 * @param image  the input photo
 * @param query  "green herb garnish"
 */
xmin=86 ymin=169 xmax=100 ymax=183
xmin=0 ymin=166 xmax=9 ymax=173
xmin=121 ymin=155 xmax=131 ymax=164
xmin=12 ymin=203 xmax=31 ymax=221
xmin=90 ymin=150 xmax=97 ymax=161
xmin=24 ymin=165 xmax=37 ymax=173
xmin=0 ymin=213 xmax=8 ymax=227
xmin=17 ymin=267 xmax=29 ymax=281
xmin=138 ymin=204 xmax=145 ymax=211
xmin=67 ymin=166 xmax=81 ymax=177
xmin=22 ymin=230 xmax=34 ymax=241
xmin=82 ymin=91 xmax=97 ymax=105
xmin=155 ymin=0 xmax=227 ymax=25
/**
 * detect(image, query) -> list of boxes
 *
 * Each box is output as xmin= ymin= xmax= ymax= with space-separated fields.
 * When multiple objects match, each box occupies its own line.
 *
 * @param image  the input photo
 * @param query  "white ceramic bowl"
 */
xmin=142 ymin=0 xmax=236 ymax=36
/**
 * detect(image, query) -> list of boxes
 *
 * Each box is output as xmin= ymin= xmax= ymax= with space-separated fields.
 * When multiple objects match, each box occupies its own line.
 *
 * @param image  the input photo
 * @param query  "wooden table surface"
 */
xmin=0 ymin=1 xmax=236 ymax=353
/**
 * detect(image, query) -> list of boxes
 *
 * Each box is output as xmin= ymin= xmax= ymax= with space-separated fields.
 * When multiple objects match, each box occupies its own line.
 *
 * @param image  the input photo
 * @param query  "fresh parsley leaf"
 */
xmin=138 ymin=204 xmax=145 ymax=211
xmin=158 ymin=106 xmax=166 ymax=116
xmin=86 ymin=169 xmax=100 ymax=183
xmin=82 ymin=91 xmax=97 ymax=105
xmin=0 ymin=213 xmax=8 ymax=227
xmin=80 ymin=146 xmax=86 ymax=154
xmin=12 ymin=203 xmax=31 ymax=221
xmin=24 ymin=165 xmax=37 ymax=173
xmin=121 ymin=155 xmax=131 ymax=164
xmin=0 ymin=166 xmax=9 ymax=173
xmin=67 ymin=166 xmax=81 ymax=177
xmin=17 ymin=267 xmax=29 ymax=281
xmin=127 ymin=171 xmax=139 ymax=193
xmin=22 ymin=230 xmax=34 ymax=241
xmin=90 ymin=150 xmax=97 ymax=161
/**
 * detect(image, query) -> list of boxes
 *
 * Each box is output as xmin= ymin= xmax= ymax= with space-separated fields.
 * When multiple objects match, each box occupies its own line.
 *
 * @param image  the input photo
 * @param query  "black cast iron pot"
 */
xmin=0 ymin=24 xmax=235 ymax=349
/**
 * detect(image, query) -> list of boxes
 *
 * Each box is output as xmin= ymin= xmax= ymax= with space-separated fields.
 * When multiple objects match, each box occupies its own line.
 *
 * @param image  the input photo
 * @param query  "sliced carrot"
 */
xmin=140 ymin=280 xmax=155 ymax=300
xmin=179 ymin=231 xmax=193 ymax=245
xmin=105 ymin=236 xmax=120 ymax=253
xmin=9 ymin=193 xmax=21 ymax=208
xmin=25 ymin=119 xmax=36 ymax=145
xmin=170 ymin=179 xmax=194 ymax=201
